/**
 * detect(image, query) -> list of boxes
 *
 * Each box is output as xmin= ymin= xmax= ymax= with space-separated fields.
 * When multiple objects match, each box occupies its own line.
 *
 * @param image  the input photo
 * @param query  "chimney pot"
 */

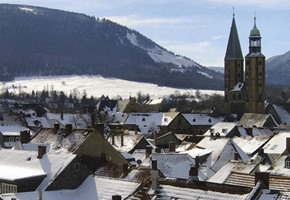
xmin=53 ymin=123 xmax=60 ymax=134
xmin=65 ymin=124 xmax=73 ymax=136
xmin=38 ymin=145 xmax=46 ymax=159
xmin=146 ymin=145 xmax=152 ymax=157
xmin=255 ymin=172 xmax=269 ymax=189
xmin=189 ymin=166 xmax=199 ymax=181
xmin=151 ymin=159 xmax=158 ymax=170
xmin=169 ymin=142 xmax=176 ymax=152
xmin=20 ymin=130 xmax=30 ymax=144
xmin=120 ymin=133 xmax=124 ymax=146
xmin=286 ymin=138 xmax=290 ymax=153
xmin=155 ymin=147 xmax=161 ymax=153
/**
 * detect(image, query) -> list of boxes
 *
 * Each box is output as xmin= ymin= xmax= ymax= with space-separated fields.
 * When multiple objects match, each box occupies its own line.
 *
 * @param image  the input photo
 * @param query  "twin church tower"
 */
xmin=224 ymin=12 xmax=265 ymax=116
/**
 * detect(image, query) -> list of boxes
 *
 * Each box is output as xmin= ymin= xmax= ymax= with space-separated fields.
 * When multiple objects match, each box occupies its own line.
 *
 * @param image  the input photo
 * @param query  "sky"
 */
xmin=0 ymin=0 xmax=289 ymax=67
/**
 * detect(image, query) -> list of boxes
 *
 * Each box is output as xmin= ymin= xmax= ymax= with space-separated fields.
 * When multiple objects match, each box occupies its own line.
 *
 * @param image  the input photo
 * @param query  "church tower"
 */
xmin=224 ymin=13 xmax=245 ymax=115
xmin=245 ymin=16 xmax=265 ymax=114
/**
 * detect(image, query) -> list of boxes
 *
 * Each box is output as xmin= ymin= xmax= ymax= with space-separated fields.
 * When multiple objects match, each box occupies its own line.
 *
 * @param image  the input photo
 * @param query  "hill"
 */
xmin=266 ymin=50 xmax=290 ymax=86
xmin=0 ymin=4 xmax=223 ymax=90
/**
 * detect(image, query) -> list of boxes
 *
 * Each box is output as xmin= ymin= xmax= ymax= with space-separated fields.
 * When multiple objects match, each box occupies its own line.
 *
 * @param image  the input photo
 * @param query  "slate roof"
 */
xmin=225 ymin=171 xmax=290 ymax=191
xmin=239 ymin=113 xmax=278 ymax=128
xmin=182 ymin=113 xmax=225 ymax=126
xmin=225 ymin=16 xmax=243 ymax=60
xmin=1 ymin=175 xmax=141 ymax=200
xmin=31 ymin=128 xmax=93 ymax=154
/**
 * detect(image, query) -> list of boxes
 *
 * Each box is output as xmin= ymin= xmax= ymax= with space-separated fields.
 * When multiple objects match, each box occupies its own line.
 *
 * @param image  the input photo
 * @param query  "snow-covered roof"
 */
xmin=272 ymin=104 xmax=290 ymax=125
xmin=1 ymin=175 xmax=140 ymax=200
xmin=268 ymin=155 xmax=290 ymax=176
xmin=203 ymin=122 xmax=239 ymax=137
xmin=231 ymin=82 xmax=244 ymax=92
xmin=233 ymin=135 xmax=272 ymax=155
xmin=144 ymin=98 xmax=163 ymax=105
xmin=31 ymin=128 xmax=92 ymax=154
xmin=124 ymin=112 xmax=176 ymax=134
xmin=25 ymin=116 xmax=52 ymax=128
xmin=208 ymin=161 xmax=257 ymax=184
xmin=239 ymin=113 xmax=277 ymax=128
xmin=155 ymin=184 xmax=249 ymax=200
xmin=152 ymin=153 xmax=196 ymax=179
xmin=108 ymin=134 xmax=145 ymax=153
xmin=45 ymin=113 xmax=91 ymax=128
xmin=0 ymin=148 xmax=75 ymax=190
xmin=263 ymin=132 xmax=289 ymax=155
xmin=182 ymin=113 xmax=225 ymax=126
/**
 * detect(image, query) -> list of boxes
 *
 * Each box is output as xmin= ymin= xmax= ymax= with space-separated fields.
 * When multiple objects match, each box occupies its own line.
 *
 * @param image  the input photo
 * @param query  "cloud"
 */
xmin=206 ymin=0 xmax=290 ymax=10
xmin=105 ymin=15 xmax=197 ymax=27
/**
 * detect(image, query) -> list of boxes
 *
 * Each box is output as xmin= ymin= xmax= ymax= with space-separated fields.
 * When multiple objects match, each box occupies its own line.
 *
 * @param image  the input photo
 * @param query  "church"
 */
xmin=224 ymin=13 xmax=265 ymax=117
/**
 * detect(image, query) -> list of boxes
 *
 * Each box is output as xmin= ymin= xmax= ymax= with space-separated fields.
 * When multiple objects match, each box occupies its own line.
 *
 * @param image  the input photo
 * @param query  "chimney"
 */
xmin=120 ymin=133 xmax=124 ymax=146
xmin=38 ymin=191 xmax=42 ymax=200
xmin=96 ymin=123 xmax=104 ymax=137
xmin=234 ymin=152 xmax=239 ymax=160
xmin=112 ymin=134 xmax=115 ymax=145
xmin=60 ymin=111 xmax=64 ymax=120
xmin=65 ymin=124 xmax=73 ymax=136
xmin=258 ymin=148 xmax=264 ymax=155
xmin=188 ymin=166 xmax=199 ymax=181
xmin=151 ymin=159 xmax=158 ymax=191
xmin=169 ymin=142 xmax=176 ymax=152
xmin=146 ymin=145 xmax=152 ymax=157
xmin=53 ymin=123 xmax=60 ymax=134
xmin=255 ymin=172 xmax=269 ymax=189
xmin=286 ymin=138 xmax=290 ymax=153
xmin=37 ymin=145 xmax=46 ymax=159
xmin=195 ymin=155 xmax=200 ymax=168
xmin=155 ymin=147 xmax=161 ymax=153
xmin=20 ymin=130 xmax=30 ymax=144
xmin=112 ymin=195 xmax=121 ymax=200
xmin=122 ymin=163 xmax=129 ymax=176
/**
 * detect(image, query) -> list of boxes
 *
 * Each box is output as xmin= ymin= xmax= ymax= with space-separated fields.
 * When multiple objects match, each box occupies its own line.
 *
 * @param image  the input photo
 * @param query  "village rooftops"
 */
xmin=1 ymin=175 xmax=141 ymax=200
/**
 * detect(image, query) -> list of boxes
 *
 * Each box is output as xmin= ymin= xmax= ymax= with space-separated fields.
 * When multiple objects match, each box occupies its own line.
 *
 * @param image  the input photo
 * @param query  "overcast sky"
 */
xmin=1 ymin=0 xmax=289 ymax=67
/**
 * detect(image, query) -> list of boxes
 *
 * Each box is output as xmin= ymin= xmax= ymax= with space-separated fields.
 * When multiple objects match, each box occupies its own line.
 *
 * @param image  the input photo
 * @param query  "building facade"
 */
xmin=225 ymin=14 xmax=265 ymax=116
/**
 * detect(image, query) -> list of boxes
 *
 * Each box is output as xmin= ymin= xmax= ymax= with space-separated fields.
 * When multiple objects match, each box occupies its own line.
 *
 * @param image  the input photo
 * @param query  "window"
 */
xmin=285 ymin=160 xmax=290 ymax=168
xmin=1 ymin=183 xmax=17 ymax=194
xmin=74 ymin=163 xmax=80 ymax=172
xmin=9 ymin=137 xmax=14 ymax=142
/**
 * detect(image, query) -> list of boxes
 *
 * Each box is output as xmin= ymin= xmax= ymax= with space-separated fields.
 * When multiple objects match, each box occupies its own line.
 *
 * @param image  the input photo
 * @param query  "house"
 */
xmin=1 ymin=175 xmax=141 ymax=200
xmin=154 ymin=132 xmax=182 ymax=148
xmin=182 ymin=113 xmax=226 ymax=135
xmin=123 ymin=112 xmax=177 ymax=135
xmin=29 ymin=124 xmax=130 ymax=170
xmin=239 ymin=113 xmax=278 ymax=128
xmin=203 ymin=122 xmax=247 ymax=138
xmin=163 ymin=112 xmax=192 ymax=134
xmin=266 ymin=103 xmax=290 ymax=126
xmin=0 ymin=146 xmax=90 ymax=193
xmin=0 ymin=111 xmax=31 ymax=148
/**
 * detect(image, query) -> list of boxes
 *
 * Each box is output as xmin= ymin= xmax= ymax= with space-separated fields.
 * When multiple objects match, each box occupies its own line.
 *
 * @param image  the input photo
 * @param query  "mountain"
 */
xmin=0 ymin=4 xmax=223 ymax=90
xmin=208 ymin=67 xmax=224 ymax=74
xmin=266 ymin=50 xmax=290 ymax=86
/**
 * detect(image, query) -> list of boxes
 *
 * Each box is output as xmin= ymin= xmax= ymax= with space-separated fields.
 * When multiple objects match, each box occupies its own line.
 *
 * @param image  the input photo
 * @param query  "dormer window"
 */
xmin=285 ymin=156 xmax=290 ymax=168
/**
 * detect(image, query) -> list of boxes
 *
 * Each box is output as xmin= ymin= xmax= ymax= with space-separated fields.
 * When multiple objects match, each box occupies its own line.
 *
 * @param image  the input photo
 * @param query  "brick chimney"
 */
xmin=120 ymin=133 xmax=124 ymax=146
xmin=96 ymin=123 xmax=104 ymax=137
xmin=60 ymin=111 xmax=64 ymax=120
xmin=255 ymin=172 xmax=269 ymax=189
xmin=169 ymin=142 xmax=176 ymax=152
xmin=155 ymin=147 xmax=161 ymax=153
xmin=151 ymin=159 xmax=158 ymax=191
xmin=286 ymin=138 xmax=290 ymax=153
xmin=146 ymin=145 xmax=152 ymax=157
xmin=37 ymin=145 xmax=47 ymax=159
xmin=112 ymin=195 xmax=121 ymax=200
xmin=53 ymin=123 xmax=60 ymax=134
xmin=188 ymin=166 xmax=199 ymax=181
xmin=112 ymin=134 xmax=115 ymax=145
xmin=65 ymin=124 xmax=73 ymax=136
xmin=20 ymin=130 xmax=30 ymax=144
xmin=122 ymin=163 xmax=129 ymax=177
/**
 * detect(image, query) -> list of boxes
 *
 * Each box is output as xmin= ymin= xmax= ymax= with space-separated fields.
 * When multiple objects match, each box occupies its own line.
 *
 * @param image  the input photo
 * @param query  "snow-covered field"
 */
xmin=0 ymin=75 xmax=223 ymax=99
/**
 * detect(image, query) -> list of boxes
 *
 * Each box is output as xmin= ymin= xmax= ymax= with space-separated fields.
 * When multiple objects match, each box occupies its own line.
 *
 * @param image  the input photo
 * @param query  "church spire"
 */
xmin=225 ymin=13 xmax=243 ymax=60
xmin=248 ymin=14 xmax=262 ymax=54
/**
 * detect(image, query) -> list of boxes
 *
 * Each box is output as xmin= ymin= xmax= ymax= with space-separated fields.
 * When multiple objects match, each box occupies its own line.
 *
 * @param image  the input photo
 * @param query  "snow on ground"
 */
xmin=1 ymin=75 xmax=222 ymax=99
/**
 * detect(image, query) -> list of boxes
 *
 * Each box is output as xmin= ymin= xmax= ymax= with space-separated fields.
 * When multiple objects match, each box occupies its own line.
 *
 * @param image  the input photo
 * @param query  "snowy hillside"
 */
xmin=0 ymin=75 xmax=223 ymax=99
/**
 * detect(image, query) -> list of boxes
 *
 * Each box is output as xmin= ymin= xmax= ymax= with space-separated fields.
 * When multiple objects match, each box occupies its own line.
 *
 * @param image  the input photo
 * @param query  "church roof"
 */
xmin=249 ymin=17 xmax=261 ymax=38
xmin=225 ymin=16 xmax=243 ymax=60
